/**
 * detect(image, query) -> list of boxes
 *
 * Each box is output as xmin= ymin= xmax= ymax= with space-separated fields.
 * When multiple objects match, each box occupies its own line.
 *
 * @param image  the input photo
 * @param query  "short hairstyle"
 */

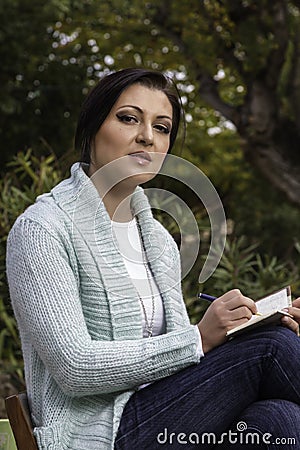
xmin=75 ymin=68 xmax=182 ymax=163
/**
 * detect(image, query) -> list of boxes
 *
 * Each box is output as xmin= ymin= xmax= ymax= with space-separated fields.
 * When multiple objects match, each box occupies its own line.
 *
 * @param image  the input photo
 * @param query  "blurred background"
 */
xmin=2 ymin=0 xmax=300 ymax=415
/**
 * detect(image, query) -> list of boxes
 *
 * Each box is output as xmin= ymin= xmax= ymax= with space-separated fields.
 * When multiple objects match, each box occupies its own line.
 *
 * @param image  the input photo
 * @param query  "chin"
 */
xmin=119 ymin=172 xmax=155 ymax=190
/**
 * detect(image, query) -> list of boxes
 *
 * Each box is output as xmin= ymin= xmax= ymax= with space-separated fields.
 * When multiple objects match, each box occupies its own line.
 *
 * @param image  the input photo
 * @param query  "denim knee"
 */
xmin=228 ymin=399 xmax=300 ymax=449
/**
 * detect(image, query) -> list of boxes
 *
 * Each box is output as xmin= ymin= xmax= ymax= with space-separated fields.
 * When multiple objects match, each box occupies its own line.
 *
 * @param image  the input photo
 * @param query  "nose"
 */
xmin=136 ymin=124 xmax=153 ymax=146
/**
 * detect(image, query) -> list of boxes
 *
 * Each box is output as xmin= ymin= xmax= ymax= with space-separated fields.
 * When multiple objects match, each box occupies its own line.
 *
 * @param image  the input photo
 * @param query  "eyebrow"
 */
xmin=117 ymin=104 xmax=172 ymax=121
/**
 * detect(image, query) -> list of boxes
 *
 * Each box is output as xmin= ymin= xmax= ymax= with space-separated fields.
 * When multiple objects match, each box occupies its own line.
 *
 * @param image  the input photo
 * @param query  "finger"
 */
xmin=228 ymin=305 xmax=253 ymax=321
xmin=227 ymin=317 xmax=249 ymax=331
xmin=292 ymin=297 xmax=300 ymax=308
xmin=225 ymin=295 xmax=257 ymax=315
xmin=281 ymin=316 xmax=300 ymax=335
xmin=287 ymin=306 xmax=300 ymax=323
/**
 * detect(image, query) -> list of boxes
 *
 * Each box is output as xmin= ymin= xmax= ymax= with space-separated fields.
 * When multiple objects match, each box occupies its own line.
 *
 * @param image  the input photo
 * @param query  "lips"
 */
xmin=129 ymin=151 xmax=152 ymax=161
xmin=128 ymin=151 xmax=152 ymax=164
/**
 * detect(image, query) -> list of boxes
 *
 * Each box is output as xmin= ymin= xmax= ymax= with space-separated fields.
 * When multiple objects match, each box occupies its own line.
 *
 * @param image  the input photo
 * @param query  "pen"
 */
xmin=198 ymin=293 xmax=217 ymax=302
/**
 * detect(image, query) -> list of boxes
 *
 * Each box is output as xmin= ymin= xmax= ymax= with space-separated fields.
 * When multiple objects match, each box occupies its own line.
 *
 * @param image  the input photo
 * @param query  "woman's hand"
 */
xmin=197 ymin=289 xmax=257 ymax=354
xmin=281 ymin=297 xmax=300 ymax=335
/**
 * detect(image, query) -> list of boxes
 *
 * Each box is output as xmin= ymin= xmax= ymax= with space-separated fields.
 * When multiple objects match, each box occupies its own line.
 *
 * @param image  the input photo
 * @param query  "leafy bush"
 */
xmin=0 ymin=150 xmax=65 ymax=387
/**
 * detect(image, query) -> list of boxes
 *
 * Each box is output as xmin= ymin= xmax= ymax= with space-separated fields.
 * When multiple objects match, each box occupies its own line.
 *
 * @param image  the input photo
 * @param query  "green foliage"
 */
xmin=0 ymin=297 xmax=23 ymax=384
xmin=0 ymin=0 xmax=81 ymax=163
xmin=0 ymin=0 xmax=270 ymax=162
xmin=205 ymin=236 xmax=295 ymax=298
xmin=0 ymin=150 xmax=65 ymax=384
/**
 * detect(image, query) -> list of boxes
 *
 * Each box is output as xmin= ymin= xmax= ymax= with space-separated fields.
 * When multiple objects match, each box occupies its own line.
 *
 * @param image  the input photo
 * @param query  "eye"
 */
xmin=116 ymin=113 xmax=138 ymax=124
xmin=154 ymin=124 xmax=171 ymax=135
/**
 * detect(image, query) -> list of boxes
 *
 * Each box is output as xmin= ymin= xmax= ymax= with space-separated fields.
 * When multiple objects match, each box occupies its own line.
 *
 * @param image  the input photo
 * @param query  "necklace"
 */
xmin=135 ymin=217 xmax=155 ymax=338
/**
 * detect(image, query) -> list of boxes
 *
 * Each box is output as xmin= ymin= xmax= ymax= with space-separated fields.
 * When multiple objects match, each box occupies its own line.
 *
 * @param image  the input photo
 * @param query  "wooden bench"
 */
xmin=5 ymin=393 xmax=38 ymax=450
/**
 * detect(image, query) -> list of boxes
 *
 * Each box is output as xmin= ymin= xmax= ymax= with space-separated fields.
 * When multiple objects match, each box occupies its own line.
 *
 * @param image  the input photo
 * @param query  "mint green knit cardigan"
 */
xmin=6 ymin=163 xmax=201 ymax=450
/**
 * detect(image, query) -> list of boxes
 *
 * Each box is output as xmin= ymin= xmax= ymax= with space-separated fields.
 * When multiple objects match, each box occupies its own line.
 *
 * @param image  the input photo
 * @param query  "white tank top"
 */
xmin=111 ymin=218 xmax=166 ymax=337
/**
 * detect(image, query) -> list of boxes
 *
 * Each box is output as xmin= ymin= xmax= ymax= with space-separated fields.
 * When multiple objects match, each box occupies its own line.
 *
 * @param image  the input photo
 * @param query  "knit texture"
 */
xmin=6 ymin=163 xmax=201 ymax=450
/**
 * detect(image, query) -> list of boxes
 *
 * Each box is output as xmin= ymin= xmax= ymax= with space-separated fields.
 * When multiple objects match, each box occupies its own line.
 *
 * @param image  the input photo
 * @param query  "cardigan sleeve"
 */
xmin=6 ymin=217 xmax=202 ymax=397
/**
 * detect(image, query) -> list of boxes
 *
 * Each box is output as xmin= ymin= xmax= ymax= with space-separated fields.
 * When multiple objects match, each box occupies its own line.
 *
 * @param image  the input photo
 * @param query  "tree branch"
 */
xmin=151 ymin=2 xmax=238 ymax=124
xmin=287 ymin=27 xmax=300 ymax=130
xmin=196 ymin=73 xmax=237 ymax=123
xmin=264 ymin=0 xmax=289 ymax=89
xmin=244 ymin=140 xmax=300 ymax=205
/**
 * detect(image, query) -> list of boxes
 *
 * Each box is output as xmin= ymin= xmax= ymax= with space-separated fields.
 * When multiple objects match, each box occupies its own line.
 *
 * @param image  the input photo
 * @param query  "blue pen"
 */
xmin=198 ymin=293 xmax=217 ymax=302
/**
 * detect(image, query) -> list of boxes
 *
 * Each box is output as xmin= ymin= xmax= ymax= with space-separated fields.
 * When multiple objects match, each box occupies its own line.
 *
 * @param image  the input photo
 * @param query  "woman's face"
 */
xmin=88 ymin=83 xmax=173 ymax=188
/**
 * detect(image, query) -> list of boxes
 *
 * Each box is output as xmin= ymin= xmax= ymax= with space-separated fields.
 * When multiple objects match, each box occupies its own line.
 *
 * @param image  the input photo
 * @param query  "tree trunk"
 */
xmin=237 ymin=81 xmax=300 ymax=205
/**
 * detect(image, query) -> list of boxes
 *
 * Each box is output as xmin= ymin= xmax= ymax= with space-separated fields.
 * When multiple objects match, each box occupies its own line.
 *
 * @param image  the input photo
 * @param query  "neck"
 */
xmin=91 ymin=176 xmax=136 ymax=221
xmin=87 ymin=163 xmax=139 ymax=222
xmin=103 ymin=186 xmax=134 ymax=222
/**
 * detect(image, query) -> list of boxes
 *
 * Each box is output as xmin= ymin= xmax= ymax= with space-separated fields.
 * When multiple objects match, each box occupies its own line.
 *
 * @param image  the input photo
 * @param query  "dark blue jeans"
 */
xmin=115 ymin=326 xmax=300 ymax=449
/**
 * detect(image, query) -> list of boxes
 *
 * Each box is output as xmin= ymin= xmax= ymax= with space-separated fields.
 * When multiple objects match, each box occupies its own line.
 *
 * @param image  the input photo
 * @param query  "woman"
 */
xmin=6 ymin=68 xmax=300 ymax=450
